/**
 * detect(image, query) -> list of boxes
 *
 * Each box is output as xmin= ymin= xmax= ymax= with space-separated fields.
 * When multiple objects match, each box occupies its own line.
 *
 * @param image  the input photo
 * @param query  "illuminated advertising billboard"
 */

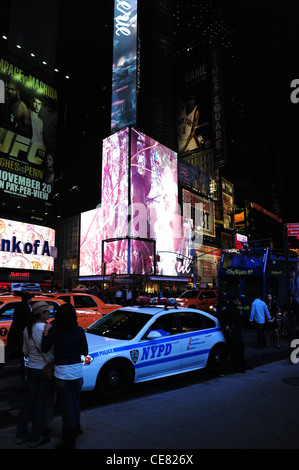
xmin=222 ymin=178 xmax=234 ymax=230
xmin=80 ymin=128 xmax=130 ymax=277
xmin=101 ymin=127 xmax=129 ymax=232
xmin=176 ymin=45 xmax=212 ymax=156
xmin=182 ymin=189 xmax=215 ymax=238
xmin=102 ymin=238 xmax=155 ymax=276
xmin=0 ymin=217 xmax=55 ymax=271
xmin=130 ymin=128 xmax=192 ymax=276
xmin=178 ymin=158 xmax=210 ymax=195
xmin=195 ymin=245 xmax=221 ymax=284
xmin=111 ymin=0 xmax=137 ymax=133
xmin=0 ymin=58 xmax=57 ymax=211
xmin=79 ymin=207 xmax=103 ymax=277
xmin=80 ymin=128 xmax=193 ymax=278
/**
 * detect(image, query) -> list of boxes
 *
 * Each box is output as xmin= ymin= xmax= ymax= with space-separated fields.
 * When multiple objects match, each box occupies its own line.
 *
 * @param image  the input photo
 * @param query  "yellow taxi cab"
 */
xmin=176 ymin=289 xmax=218 ymax=313
xmin=0 ymin=293 xmax=120 ymax=346
xmin=45 ymin=291 xmax=122 ymax=315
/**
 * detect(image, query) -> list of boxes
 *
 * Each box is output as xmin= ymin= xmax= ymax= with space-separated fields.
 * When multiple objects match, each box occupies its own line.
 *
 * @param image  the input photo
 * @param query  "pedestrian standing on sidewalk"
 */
xmin=115 ymin=287 xmax=123 ymax=305
xmin=41 ymin=303 xmax=88 ymax=449
xmin=222 ymin=293 xmax=248 ymax=372
xmin=16 ymin=301 xmax=54 ymax=448
xmin=265 ymin=294 xmax=280 ymax=348
xmin=126 ymin=288 xmax=133 ymax=306
xmin=249 ymin=293 xmax=272 ymax=348
xmin=6 ymin=291 xmax=32 ymax=378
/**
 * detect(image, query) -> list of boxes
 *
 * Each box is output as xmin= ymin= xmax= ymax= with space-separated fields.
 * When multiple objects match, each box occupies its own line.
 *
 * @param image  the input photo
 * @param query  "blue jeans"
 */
xmin=17 ymin=367 xmax=54 ymax=443
xmin=55 ymin=377 xmax=83 ymax=431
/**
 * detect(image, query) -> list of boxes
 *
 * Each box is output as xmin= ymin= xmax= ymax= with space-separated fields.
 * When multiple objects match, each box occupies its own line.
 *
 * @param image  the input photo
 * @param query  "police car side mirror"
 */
xmin=147 ymin=330 xmax=163 ymax=340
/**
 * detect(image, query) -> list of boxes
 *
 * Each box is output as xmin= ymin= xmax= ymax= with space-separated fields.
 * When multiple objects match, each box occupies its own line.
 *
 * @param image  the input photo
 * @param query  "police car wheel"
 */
xmin=96 ymin=359 xmax=134 ymax=398
xmin=207 ymin=345 xmax=226 ymax=374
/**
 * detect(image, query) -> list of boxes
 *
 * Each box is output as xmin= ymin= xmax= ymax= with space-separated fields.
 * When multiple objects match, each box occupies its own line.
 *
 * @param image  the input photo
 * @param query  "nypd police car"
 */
xmin=81 ymin=302 xmax=227 ymax=398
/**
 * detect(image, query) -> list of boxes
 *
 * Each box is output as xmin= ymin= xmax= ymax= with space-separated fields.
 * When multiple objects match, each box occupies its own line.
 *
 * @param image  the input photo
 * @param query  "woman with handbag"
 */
xmin=16 ymin=301 xmax=54 ymax=448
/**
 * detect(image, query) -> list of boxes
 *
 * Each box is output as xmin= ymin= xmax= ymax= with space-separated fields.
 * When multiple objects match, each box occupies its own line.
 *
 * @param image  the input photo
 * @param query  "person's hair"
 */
xmin=27 ymin=301 xmax=49 ymax=338
xmin=27 ymin=311 xmax=36 ymax=339
xmin=54 ymin=303 xmax=78 ymax=330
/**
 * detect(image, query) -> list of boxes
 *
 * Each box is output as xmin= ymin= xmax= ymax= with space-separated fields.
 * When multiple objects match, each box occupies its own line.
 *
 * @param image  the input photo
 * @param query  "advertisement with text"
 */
xmin=0 ymin=217 xmax=55 ymax=272
xmin=0 ymin=58 xmax=57 ymax=211
xmin=111 ymin=0 xmax=137 ymax=133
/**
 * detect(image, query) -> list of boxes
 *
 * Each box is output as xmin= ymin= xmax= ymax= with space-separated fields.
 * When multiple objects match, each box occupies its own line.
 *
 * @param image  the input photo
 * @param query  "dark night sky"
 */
xmin=55 ymin=1 xmax=299 ymax=221
xmin=60 ymin=1 xmax=299 ymax=222
xmin=227 ymin=1 xmax=299 ymax=223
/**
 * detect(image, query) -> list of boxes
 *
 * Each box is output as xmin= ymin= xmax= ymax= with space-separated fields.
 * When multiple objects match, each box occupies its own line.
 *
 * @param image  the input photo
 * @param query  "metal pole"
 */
xmin=283 ymin=224 xmax=291 ymax=305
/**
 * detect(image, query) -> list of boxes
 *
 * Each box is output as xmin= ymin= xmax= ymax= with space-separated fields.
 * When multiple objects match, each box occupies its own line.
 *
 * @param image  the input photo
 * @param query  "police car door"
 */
xmin=179 ymin=311 xmax=212 ymax=369
xmin=138 ymin=312 xmax=181 ymax=380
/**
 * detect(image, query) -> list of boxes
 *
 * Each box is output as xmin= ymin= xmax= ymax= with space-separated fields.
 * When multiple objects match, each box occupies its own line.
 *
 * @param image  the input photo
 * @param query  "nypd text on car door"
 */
xmin=136 ymin=312 xmax=181 ymax=380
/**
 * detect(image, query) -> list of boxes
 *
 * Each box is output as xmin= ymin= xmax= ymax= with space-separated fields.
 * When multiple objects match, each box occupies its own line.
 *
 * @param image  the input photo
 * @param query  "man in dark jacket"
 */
xmin=222 ymin=293 xmax=248 ymax=373
xmin=6 ymin=291 xmax=32 ymax=377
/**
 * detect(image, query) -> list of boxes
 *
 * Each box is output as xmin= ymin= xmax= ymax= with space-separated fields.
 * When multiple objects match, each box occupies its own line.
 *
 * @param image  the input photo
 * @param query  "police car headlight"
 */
xmin=81 ymin=355 xmax=94 ymax=365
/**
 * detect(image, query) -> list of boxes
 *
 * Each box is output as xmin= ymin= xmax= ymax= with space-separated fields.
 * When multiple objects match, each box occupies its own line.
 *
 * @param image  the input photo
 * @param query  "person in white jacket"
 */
xmin=16 ymin=301 xmax=54 ymax=448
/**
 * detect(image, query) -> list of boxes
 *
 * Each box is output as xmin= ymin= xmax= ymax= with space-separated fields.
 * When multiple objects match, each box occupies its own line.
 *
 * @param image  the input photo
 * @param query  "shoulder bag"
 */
xmin=31 ymin=334 xmax=54 ymax=380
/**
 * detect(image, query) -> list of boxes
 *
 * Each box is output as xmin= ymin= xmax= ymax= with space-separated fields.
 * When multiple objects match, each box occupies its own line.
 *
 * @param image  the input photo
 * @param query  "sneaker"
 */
xmin=29 ymin=436 xmax=51 ymax=448
xmin=16 ymin=434 xmax=29 ymax=445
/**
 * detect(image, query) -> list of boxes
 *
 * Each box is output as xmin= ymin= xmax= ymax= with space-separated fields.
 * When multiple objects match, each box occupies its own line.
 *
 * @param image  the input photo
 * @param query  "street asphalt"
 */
xmin=1 ymin=327 xmax=299 ymax=452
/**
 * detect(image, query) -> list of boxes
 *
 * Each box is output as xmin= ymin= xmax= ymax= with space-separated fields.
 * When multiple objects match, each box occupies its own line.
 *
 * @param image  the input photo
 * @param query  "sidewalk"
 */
xmin=1 ymin=328 xmax=297 ymax=450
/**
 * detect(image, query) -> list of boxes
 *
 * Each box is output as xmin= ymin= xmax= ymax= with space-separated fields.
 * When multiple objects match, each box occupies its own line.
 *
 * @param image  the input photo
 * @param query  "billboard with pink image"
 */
xmin=102 ymin=237 xmax=155 ymax=276
xmin=130 ymin=128 xmax=192 ymax=276
xmin=80 ymin=128 xmax=129 ymax=277
xmin=101 ymin=127 xmax=129 ymax=233
xmin=79 ymin=128 xmax=193 ymax=278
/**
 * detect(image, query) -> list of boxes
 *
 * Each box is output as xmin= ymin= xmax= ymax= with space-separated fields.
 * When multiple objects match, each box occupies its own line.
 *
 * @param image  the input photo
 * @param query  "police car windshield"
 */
xmin=86 ymin=309 xmax=150 ymax=340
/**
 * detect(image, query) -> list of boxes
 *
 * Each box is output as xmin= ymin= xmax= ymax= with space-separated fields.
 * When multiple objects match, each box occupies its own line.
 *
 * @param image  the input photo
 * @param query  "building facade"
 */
xmin=0 ymin=0 xmax=285 ymax=292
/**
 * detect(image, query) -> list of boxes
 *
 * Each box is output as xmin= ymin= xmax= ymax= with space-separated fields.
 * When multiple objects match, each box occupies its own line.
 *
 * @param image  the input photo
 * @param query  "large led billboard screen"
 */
xmin=111 ymin=0 xmax=137 ymax=133
xmin=80 ymin=128 xmax=130 ymax=277
xmin=79 ymin=207 xmax=103 ymax=277
xmin=0 ymin=217 xmax=55 ymax=271
xmin=102 ymin=238 xmax=155 ymax=276
xmin=0 ymin=58 xmax=57 ymax=211
xmin=130 ymin=128 xmax=192 ymax=276
xmin=80 ymin=128 xmax=193 ymax=278
xmin=101 ymin=127 xmax=129 ymax=230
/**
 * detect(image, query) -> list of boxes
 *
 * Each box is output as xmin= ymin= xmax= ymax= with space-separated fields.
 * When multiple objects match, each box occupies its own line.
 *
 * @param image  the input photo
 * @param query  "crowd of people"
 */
xmin=4 ymin=284 xmax=188 ymax=449
xmin=5 ymin=293 xmax=87 ymax=449
xmin=218 ymin=290 xmax=299 ymax=373
xmin=3 ymin=281 xmax=299 ymax=448
xmin=81 ymin=284 xmax=188 ymax=306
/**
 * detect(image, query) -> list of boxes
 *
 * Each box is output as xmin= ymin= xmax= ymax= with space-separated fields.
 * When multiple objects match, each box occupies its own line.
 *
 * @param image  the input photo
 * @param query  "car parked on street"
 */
xmin=176 ymin=289 xmax=218 ymax=312
xmin=81 ymin=303 xmax=227 ymax=398
xmin=46 ymin=292 xmax=121 ymax=315
xmin=0 ymin=294 xmax=109 ymax=346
